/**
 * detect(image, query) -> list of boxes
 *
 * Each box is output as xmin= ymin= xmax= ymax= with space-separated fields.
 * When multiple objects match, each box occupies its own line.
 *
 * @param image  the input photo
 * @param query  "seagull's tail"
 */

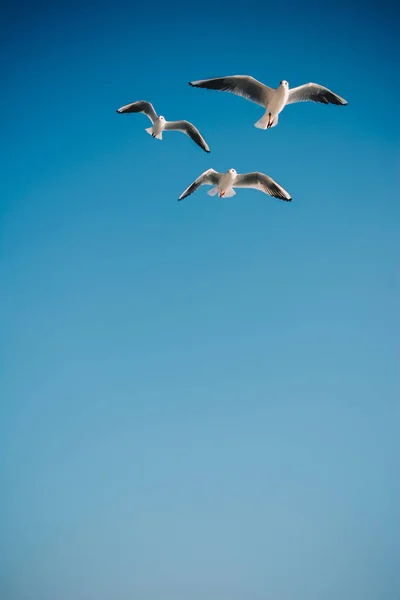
xmin=208 ymin=187 xmax=236 ymax=198
xmin=255 ymin=113 xmax=279 ymax=129
xmin=145 ymin=127 xmax=162 ymax=140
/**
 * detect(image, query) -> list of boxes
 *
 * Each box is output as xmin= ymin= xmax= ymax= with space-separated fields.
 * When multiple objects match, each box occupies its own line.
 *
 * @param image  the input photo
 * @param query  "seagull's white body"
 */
xmin=189 ymin=76 xmax=347 ymax=129
xmin=255 ymin=82 xmax=289 ymax=129
xmin=215 ymin=169 xmax=237 ymax=197
xmin=148 ymin=116 xmax=166 ymax=139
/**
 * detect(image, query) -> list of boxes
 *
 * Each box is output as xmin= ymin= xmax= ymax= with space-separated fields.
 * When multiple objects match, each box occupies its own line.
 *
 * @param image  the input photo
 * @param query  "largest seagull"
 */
xmin=189 ymin=76 xmax=347 ymax=129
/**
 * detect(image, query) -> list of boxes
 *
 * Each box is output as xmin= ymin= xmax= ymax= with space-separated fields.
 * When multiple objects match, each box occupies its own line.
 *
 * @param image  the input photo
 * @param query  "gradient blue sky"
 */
xmin=1 ymin=1 xmax=399 ymax=599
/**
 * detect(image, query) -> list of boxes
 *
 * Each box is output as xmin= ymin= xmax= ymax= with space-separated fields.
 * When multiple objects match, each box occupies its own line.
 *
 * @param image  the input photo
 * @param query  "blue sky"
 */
xmin=1 ymin=1 xmax=399 ymax=599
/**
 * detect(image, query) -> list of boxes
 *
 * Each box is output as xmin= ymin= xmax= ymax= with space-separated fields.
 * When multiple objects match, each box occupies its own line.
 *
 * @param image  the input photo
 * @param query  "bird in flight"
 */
xmin=116 ymin=100 xmax=210 ymax=153
xmin=178 ymin=168 xmax=292 ymax=202
xmin=189 ymin=76 xmax=347 ymax=129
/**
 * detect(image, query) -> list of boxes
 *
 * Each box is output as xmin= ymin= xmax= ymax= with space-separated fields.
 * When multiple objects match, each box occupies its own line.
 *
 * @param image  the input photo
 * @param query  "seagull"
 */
xmin=116 ymin=100 xmax=210 ymax=152
xmin=178 ymin=168 xmax=292 ymax=202
xmin=189 ymin=76 xmax=347 ymax=129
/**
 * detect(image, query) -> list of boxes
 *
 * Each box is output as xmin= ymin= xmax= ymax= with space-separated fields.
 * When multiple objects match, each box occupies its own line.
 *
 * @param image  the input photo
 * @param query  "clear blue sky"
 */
xmin=1 ymin=1 xmax=399 ymax=599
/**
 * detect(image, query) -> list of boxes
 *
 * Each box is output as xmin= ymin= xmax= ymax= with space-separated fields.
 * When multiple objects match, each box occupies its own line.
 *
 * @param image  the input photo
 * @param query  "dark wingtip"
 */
xmin=188 ymin=82 xmax=195 ymax=87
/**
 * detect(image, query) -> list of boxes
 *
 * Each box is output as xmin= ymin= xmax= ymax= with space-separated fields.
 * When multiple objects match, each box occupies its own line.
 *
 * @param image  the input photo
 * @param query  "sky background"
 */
xmin=1 ymin=1 xmax=399 ymax=599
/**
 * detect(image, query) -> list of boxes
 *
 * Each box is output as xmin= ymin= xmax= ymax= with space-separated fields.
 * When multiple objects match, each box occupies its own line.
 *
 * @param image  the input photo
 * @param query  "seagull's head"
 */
xmin=228 ymin=168 xmax=237 ymax=175
xmin=280 ymin=80 xmax=289 ymax=87
xmin=158 ymin=116 xmax=165 ymax=122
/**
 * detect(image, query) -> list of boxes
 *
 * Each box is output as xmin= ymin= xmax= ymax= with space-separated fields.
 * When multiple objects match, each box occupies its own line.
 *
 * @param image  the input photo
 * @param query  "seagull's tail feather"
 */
xmin=145 ymin=127 xmax=162 ymax=140
xmin=255 ymin=113 xmax=279 ymax=129
xmin=254 ymin=115 xmax=269 ymax=129
xmin=208 ymin=187 xmax=236 ymax=198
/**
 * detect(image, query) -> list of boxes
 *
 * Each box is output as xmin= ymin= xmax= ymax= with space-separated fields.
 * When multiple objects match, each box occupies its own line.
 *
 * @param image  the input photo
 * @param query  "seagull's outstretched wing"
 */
xmin=189 ymin=76 xmax=272 ymax=107
xmin=178 ymin=169 xmax=221 ymax=201
xmin=234 ymin=172 xmax=292 ymax=201
xmin=116 ymin=100 xmax=158 ymax=122
xmin=287 ymin=83 xmax=347 ymax=106
xmin=164 ymin=120 xmax=210 ymax=153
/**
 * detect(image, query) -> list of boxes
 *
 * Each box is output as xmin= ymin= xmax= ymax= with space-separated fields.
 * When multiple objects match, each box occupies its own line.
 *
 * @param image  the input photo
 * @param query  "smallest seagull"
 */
xmin=178 ymin=168 xmax=292 ymax=202
xmin=116 ymin=100 xmax=210 ymax=153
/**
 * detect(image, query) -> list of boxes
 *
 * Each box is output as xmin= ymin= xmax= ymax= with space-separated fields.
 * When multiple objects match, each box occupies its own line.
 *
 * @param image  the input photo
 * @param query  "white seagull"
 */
xmin=189 ymin=76 xmax=348 ymax=129
xmin=116 ymin=100 xmax=210 ymax=152
xmin=178 ymin=168 xmax=292 ymax=202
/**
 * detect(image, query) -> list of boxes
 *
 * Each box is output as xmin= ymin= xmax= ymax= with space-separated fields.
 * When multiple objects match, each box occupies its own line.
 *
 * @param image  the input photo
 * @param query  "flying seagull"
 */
xmin=189 ymin=76 xmax=347 ymax=129
xmin=116 ymin=100 xmax=210 ymax=153
xmin=178 ymin=168 xmax=292 ymax=202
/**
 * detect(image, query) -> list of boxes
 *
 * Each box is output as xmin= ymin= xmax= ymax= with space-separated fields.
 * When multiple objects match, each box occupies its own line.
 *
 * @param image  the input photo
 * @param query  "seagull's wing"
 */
xmin=116 ymin=100 xmax=158 ymax=122
xmin=164 ymin=120 xmax=210 ymax=153
xmin=234 ymin=172 xmax=292 ymax=202
xmin=189 ymin=76 xmax=272 ymax=107
xmin=178 ymin=169 xmax=221 ymax=201
xmin=287 ymin=83 xmax=348 ymax=106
